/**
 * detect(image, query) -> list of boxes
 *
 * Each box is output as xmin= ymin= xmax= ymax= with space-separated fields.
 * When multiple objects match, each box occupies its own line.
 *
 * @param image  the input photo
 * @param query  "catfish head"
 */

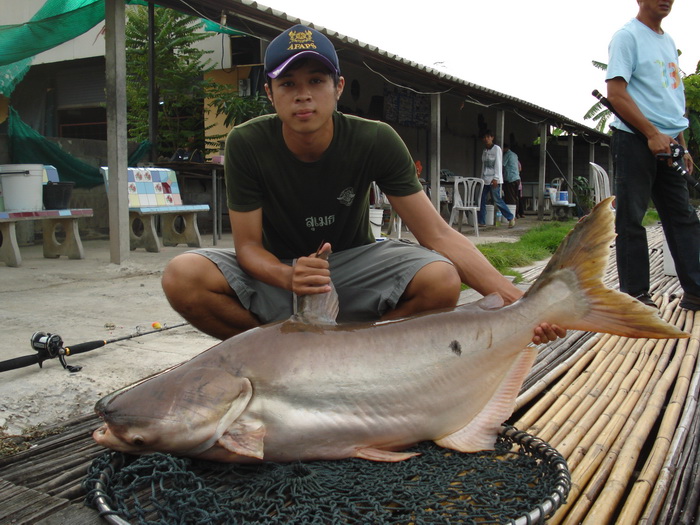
xmin=93 ymin=366 xmax=255 ymax=457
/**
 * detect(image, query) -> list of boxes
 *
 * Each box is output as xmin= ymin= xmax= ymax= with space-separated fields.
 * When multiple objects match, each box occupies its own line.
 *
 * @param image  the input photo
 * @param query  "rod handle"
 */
xmin=0 ymin=354 xmax=41 ymax=372
xmin=63 ymin=340 xmax=108 ymax=355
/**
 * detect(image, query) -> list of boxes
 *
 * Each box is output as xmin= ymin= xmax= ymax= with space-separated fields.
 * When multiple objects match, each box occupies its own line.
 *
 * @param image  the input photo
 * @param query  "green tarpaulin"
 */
xmin=8 ymin=107 xmax=103 ymax=187
xmin=0 ymin=0 xmax=245 ymax=97
xmin=0 ymin=0 xmax=105 ymax=97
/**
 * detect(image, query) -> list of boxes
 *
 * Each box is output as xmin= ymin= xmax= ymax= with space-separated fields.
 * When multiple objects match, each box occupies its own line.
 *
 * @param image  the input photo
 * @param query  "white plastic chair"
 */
xmin=448 ymin=177 xmax=484 ymax=236
xmin=589 ymin=162 xmax=612 ymax=204
xmin=370 ymin=182 xmax=403 ymax=238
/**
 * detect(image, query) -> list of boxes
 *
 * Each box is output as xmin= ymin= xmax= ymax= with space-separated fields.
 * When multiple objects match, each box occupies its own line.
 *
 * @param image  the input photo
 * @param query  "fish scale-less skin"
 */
xmin=93 ymin=198 xmax=688 ymax=462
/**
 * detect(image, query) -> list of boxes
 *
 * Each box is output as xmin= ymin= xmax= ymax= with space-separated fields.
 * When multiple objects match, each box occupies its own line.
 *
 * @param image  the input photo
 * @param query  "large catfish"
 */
xmin=93 ymin=197 xmax=687 ymax=462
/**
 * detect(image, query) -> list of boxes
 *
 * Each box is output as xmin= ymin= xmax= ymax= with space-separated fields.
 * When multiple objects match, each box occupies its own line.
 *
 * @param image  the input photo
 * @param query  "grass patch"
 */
xmin=475 ymin=206 xmax=662 ymax=282
xmin=642 ymin=208 xmax=660 ymax=227
xmin=477 ymin=220 xmax=577 ymax=282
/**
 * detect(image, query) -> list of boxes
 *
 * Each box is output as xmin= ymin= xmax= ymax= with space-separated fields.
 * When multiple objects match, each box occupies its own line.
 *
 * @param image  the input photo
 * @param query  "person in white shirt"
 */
xmin=477 ymin=131 xmax=515 ymax=228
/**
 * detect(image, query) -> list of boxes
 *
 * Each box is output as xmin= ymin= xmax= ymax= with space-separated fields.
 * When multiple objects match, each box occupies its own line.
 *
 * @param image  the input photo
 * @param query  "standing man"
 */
xmin=502 ymin=144 xmax=523 ymax=218
xmin=606 ymin=0 xmax=700 ymax=310
xmin=162 ymin=25 xmax=562 ymax=344
xmin=478 ymin=131 xmax=515 ymax=228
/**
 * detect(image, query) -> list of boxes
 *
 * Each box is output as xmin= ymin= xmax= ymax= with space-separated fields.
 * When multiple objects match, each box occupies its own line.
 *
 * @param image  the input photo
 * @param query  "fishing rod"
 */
xmin=0 ymin=321 xmax=189 ymax=374
xmin=592 ymin=89 xmax=700 ymax=191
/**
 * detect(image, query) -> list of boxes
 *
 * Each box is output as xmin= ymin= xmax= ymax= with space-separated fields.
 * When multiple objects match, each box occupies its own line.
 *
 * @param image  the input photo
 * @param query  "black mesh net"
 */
xmin=83 ymin=426 xmax=570 ymax=524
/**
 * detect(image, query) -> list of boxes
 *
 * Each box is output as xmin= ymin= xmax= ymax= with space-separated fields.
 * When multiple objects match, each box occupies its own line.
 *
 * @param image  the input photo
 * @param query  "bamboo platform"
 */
xmin=0 ymin=222 xmax=698 ymax=524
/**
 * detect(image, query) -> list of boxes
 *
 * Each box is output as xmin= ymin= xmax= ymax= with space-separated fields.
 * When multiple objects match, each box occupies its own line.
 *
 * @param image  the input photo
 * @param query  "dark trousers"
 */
xmin=503 ymin=180 xmax=524 ymax=217
xmin=612 ymin=130 xmax=700 ymax=297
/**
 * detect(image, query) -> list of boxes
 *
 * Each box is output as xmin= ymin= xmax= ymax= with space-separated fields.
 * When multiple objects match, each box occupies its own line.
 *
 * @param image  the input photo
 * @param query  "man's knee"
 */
xmin=411 ymin=261 xmax=461 ymax=309
xmin=162 ymin=253 xmax=218 ymax=309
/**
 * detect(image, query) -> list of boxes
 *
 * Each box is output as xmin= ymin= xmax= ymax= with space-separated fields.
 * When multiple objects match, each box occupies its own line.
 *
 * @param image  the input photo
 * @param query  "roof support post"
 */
xmin=495 ymin=109 xmax=505 ymax=149
xmin=429 ymin=93 xmax=441 ymax=211
xmin=567 ymin=134 xmax=574 ymax=200
xmin=589 ymin=141 xmax=596 ymax=187
xmin=148 ymin=3 xmax=158 ymax=161
xmin=105 ymin=0 xmax=129 ymax=264
xmin=537 ymin=122 xmax=547 ymax=220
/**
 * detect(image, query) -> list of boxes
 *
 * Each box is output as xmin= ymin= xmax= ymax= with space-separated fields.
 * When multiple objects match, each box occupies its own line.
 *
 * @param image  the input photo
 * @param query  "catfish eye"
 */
xmin=132 ymin=435 xmax=145 ymax=447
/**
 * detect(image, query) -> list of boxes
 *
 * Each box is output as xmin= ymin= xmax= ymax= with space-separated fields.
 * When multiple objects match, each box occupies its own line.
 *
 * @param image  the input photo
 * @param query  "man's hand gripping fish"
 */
xmin=93 ymin=197 xmax=688 ymax=462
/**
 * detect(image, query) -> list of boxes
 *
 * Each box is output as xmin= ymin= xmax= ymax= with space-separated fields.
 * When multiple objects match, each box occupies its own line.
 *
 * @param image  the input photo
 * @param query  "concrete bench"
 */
xmin=0 ymin=209 xmax=94 ymax=267
xmin=101 ymin=167 xmax=210 ymax=253
xmin=551 ymin=202 xmax=577 ymax=220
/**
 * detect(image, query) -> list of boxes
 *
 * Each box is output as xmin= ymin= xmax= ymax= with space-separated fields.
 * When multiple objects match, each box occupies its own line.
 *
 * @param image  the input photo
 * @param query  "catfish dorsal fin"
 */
xmin=291 ymin=248 xmax=339 ymax=325
xmin=293 ymin=285 xmax=340 ymax=325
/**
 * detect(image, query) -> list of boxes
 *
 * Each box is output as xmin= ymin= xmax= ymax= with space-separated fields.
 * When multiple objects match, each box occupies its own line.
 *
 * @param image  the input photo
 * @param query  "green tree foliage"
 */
xmin=207 ymin=90 xmax=272 ymax=129
xmin=125 ymin=6 xmax=213 ymax=157
xmin=584 ymin=61 xmax=611 ymax=133
xmin=682 ymin=60 xmax=700 ymax=163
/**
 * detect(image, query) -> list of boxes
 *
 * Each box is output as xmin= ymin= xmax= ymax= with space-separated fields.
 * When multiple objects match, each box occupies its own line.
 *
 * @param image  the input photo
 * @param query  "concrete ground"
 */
xmin=0 ymin=215 xmax=541 ymax=438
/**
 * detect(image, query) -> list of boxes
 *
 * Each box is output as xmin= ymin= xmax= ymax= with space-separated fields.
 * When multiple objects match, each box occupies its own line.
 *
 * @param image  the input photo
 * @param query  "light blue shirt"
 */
xmin=503 ymin=150 xmax=520 ymax=183
xmin=606 ymin=18 xmax=687 ymax=137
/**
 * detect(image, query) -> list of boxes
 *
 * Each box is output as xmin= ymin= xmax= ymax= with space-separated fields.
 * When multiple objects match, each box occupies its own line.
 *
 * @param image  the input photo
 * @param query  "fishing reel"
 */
xmin=30 ymin=332 xmax=82 ymax=372
xmin=656 ymin=142 xmax=687 ymax=161
xmin=655 ymin=143 xmax=699 ymax=190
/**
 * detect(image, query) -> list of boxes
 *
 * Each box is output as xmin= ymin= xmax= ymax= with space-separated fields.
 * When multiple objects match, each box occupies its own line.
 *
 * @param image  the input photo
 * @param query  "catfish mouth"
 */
xmin=92 ymin=423 xmax=145 ymax=453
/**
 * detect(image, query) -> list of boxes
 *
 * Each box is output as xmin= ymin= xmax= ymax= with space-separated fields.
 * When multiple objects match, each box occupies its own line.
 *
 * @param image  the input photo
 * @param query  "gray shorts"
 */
xmin=193 ymin=240 xmax=451 ymax=324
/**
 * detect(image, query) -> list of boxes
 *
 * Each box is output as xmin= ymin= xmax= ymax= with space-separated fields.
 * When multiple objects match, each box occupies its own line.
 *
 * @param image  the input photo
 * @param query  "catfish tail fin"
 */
xmin=526 ymin=197 xmax=688 ymax=339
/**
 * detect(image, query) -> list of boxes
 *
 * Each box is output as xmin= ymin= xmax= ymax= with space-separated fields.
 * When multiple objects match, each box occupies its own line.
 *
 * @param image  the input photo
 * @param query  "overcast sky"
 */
xmin=260 ymin=0 xmax=700 ymax=126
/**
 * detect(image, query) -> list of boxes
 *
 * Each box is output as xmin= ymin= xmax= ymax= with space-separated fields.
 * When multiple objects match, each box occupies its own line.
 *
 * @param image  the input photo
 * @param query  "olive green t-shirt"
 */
xmin=225 ymin=111 xmax=422 ymax=259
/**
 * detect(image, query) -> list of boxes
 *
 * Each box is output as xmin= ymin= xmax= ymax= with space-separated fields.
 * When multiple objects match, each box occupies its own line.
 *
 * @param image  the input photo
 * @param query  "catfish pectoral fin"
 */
xmin=436 ymin=347 xmax=538 ymax=453
xmin=217 ymin=419 xmax=266 ymax=459
xmin=354 ymin=447 xmax=421 ymax=462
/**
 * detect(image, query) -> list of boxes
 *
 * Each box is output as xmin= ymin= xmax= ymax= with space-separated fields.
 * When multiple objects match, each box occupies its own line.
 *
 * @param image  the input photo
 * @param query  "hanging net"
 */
xmin=83 ymin=426 xmax=570 ymax=525
xmin=0 ymin=0 xmax=106 ymax=96
xmin=8 ymin=107 xmax=103 ymax=187
xmin=0 ymin=0 xmax=245 ymax=97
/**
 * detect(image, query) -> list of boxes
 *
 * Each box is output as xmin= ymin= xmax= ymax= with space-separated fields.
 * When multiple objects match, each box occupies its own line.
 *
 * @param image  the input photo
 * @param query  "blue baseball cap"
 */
xmin=264 ymin=24 xmax=340 ymax=79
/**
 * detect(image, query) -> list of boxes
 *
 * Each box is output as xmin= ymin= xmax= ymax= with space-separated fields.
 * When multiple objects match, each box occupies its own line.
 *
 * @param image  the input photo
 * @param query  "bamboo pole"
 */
xmin=548 ymin=337 xmax=641 ymax=449
xmin=633 ymin=311 xmax=699 ymax=524
xmin=518 ymin=335 xmax=621 ymax=442
xmin=618 ymin=335 xmax=694 ymax=524
xmin=554 ymin=337 xmax=653 ymax=462
xmin=659 ymin=416 xmax=700 ymax=525
xmin=514 ymin=334 xmax=611 ymax=432
xmin=582 ymin=310 xmax=688 ymax=524
xmin=525 ymin=331 xmax=592 ymax=389
xmin=515 ymin=334 xmax=600 ymax=413
xmin=563 ymin=338 xmax=657 ymax=473
xmin=550 ymin=302 xmax=684 ymax=524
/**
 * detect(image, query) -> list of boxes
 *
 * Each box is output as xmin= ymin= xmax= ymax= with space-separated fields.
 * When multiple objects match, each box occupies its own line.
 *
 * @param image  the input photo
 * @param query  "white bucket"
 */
xmin=0 ymin=164 xmax=44 ymax=211
xmin=663 ymin=235 xmax=700 ymax=277
xmin=663 ymin=237 xmax=677 ymax=277
xmin=369 ymin=208 xmax=384 ymax=239
xmin=485 ymin=204 xmax=494 ymax=225
xmin=502 ymin=204 xmax=516 ymax=222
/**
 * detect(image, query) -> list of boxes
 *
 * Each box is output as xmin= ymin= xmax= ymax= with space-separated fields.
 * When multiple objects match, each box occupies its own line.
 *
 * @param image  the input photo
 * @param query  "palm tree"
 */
xmin=583 ymin=61 xmax=611 ymax=133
